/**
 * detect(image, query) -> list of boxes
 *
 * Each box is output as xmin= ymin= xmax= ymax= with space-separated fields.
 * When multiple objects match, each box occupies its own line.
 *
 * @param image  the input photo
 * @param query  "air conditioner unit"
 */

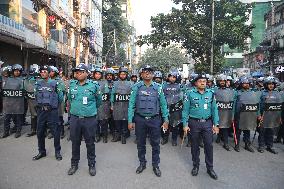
xmin=81 ymin=14 xmax=90 ymax=30
xmin=50 ymin=29 xmax=59 ymax=41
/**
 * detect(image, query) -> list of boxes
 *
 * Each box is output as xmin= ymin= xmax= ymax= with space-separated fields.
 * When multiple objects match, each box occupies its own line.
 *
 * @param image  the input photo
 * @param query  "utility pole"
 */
xmin=270 ymin=0 xmax=275 ymax=73
xmin=114 ymin=29 xmax=117 ymax=65
xmin=75 ymin=0 xmax=81 ymax=66
xmin=210 ymin=0 xmax=215 ymax=75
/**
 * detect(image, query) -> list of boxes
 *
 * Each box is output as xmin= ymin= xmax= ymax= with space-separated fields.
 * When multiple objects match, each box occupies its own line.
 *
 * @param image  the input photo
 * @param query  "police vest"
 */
xmin=136 ymin=83 xmax=160 ymax=116
xmin=36 ymin=80 xmax=59 ymax=108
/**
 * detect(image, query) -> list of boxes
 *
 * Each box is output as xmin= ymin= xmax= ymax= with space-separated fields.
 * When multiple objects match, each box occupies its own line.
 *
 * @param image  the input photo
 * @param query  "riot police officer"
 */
xmin=153 ymin=71 xmax=163 ymax=84
xmin=130 ymin=73 xmax=138 ymax=83
xmin=93 ymin=68 xmax=111 ymax=143
xmin=162 ymin=71 xmax=183 ymax=146
xmin=226 ymin=76 xmax=233 ymax=88
xmin=254 ymin=77 xmax=264 ymax=91
xmin=215 ymin=74 xmax=236 ymax=151
xmin=2 ymin=64 xmax=25 ymax=138
xmin=1 ymin=66 xmax=12 ymax=115
xmin=128 ymin=65 xmax=169 ymax=177
xmin=182 ymin=73 xmax=219 ymax=180
xmin=111 ymin=66 xmax=133 ymax=144
xmin=257 ymin=77 xmax=282 ymax=154
xmin=234 ymin=76 xmax=261 ymax=153
xmin=24 ymin=64 xmax=39 ymax=137
xmin=105 ymin=68 xmax=116 ymax=138
xmin=67 ymin=63 xmax=102 ymax=176
xmin=32 ymin=65 xmax=63 ymax=161
xmin=206 ymin=74 xmax=215 ymax=89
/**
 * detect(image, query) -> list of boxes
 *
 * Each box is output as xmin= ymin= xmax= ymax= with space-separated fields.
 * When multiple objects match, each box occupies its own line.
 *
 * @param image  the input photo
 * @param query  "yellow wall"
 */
xmin=9 ymin=0 xmax=21 ymax=23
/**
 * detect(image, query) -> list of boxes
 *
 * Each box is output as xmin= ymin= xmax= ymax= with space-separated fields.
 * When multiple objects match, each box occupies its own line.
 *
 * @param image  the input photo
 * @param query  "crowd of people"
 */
xmin=1 ymin=63 xmax=284 ymax=179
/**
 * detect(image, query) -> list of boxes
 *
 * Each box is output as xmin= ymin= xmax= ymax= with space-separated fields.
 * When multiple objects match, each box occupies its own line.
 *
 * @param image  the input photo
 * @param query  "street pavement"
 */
xmin=0 ymin=118 xmax=284 ymax=189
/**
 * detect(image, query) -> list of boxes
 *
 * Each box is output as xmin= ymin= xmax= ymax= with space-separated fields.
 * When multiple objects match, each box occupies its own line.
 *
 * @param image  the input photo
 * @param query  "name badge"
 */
xmin=204 ymin=104 xmax=208 ymax=109
xmin=83 ymin=97 xmax=88 ymax=105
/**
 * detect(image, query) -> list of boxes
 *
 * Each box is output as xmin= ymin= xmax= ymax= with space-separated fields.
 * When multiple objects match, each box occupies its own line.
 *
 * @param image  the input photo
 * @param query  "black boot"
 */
xmin=186 ymin=136 xmax=191 ymax=147
xmin=121 ymin=136 xmax=126 ymax=144
xmin=216 ymin=134 xmax=221 ymax=144
xmin=60 ymin=127 xmax=65 ymax=139
xmin=26 ymin=117 xmax=37 ymax=137
xmin=266 ymin=147 xmax=278 ymax=154
xmin=234 ymin=144 xmax=240 ymax=152
xmin=257 ymin=146 xmax=264 ymax=153
xmin=68 ymin=165 xmax=78 ymax=175
xmin=14 ymin=129 xmax=21 ymax=138
xmin=103 ymin=134 xmax=108 ymax=143
xmin=223 ymin=144 xmax=230 ymax=151
xmin=89 ymin=165 xmax=96 ymax=176
xmin=1 ymin=131 xmax=10 ymax=138
xmin=244 ymin=142 xmax=254 ymax=153
xmin=26 ymin=129 xmax=36 ymax=137
xmin=111 ymin=133 xmax=121 ymax=142
xmin=161 ymin=137 xmax=168 ymax=145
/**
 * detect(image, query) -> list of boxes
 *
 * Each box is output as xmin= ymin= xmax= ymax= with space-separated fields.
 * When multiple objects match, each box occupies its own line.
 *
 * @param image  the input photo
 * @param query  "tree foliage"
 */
xmin=139 ymin=0 xmax=254 ymax=73
xmin=102 ymin=0 xmax=133 ymax=66
xmin=138 ymin=46 xmax=188 ymax=74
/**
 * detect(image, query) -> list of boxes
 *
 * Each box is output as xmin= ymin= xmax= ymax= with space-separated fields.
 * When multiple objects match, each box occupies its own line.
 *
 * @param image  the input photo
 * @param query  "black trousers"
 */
xmin=258 ymin=127 xmax=274 ymax=148
xmin=37 ymin=109 xmax=61 ymax=154
xmin=4 ymin=114 xmax=22 ymax=132
xmin=70 ymin=115 xmax=97 ymax=166
xmin=188 ymin=118 xmax=214 ymax=170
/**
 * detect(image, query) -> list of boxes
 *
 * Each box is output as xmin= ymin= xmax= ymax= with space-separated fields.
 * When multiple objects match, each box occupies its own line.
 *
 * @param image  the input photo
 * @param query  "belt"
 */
xmin=189 ymin=117 xmax=211 ymax=123
xmin=73 ymin=115 xmax=96 ymax=119
xmin=137 ymin=114 xmax=159 ymax=120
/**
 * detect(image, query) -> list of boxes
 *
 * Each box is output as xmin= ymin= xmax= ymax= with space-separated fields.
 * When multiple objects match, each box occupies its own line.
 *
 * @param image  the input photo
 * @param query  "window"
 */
xmin=22 ymin=0 xmax=39 ymax=32
xmin=0 ymin=0 xmax=9 ymax=17
xmin=0 ymin=0 xmax=21 ymax=22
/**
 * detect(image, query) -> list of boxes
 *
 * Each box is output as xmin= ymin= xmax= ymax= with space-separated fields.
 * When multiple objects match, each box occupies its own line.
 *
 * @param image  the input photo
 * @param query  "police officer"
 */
xmin=32 ymin=65 xmax=63 ymax=161
xmin=182 ymin=73 xmax=219 ymax=180
xmin=153 ymin=71 xmax=163 ymax=84
xmin=215 ymin=74 xmax=236 ymax=151
xmin=50 ymin=66 xmax=66 ymax=139
xmin=206 ymin=74 xmax=215 ymax=89
xmin=1 ymin=66 xmax=12 ymax=115
xmin=105 ymin=68 xmax=116 ymax=139
xmin=93 ymin=68 xmax=111 ymax=143
xmin=257 ymin=77 xmax=282 ymax=154
xmin=67 ymin=63 xmax=102 ymax=176
xmin=234 ymin=76 xmax=261 ymax=152
xmin=128 ymin=65 xmax=169 ymax=177
xmin=254 ymin=77 xmax=264 ymax=91
xmin=24 ymin=64 xmax=39 ymax=137
xmin=2 ymin=64 xmax=25 ymax=138
xmin=111 ymin=66 xmax=133 ymax=144
xmin=162 ymin=71 xmax=183 ymax=146
xmin=226 ymin=76 xmax=233 ymax=89
xmin=130 ymin=73 xmax=138 ymax=83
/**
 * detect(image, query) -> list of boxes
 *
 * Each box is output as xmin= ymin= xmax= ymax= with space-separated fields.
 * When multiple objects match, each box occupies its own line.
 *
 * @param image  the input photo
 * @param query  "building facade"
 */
xmin=0 ymin=0 xmax=103 ymax=72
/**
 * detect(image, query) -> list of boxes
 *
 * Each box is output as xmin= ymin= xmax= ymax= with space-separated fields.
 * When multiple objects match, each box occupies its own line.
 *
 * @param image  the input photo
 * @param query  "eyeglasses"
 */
xmin=40 ymin=70 xmax=48 ymax=73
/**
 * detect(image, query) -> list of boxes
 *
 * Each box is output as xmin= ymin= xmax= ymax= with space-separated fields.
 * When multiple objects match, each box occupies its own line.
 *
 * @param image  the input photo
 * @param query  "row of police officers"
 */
xmin=1 ymin=63 xmax=284 ymax=180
